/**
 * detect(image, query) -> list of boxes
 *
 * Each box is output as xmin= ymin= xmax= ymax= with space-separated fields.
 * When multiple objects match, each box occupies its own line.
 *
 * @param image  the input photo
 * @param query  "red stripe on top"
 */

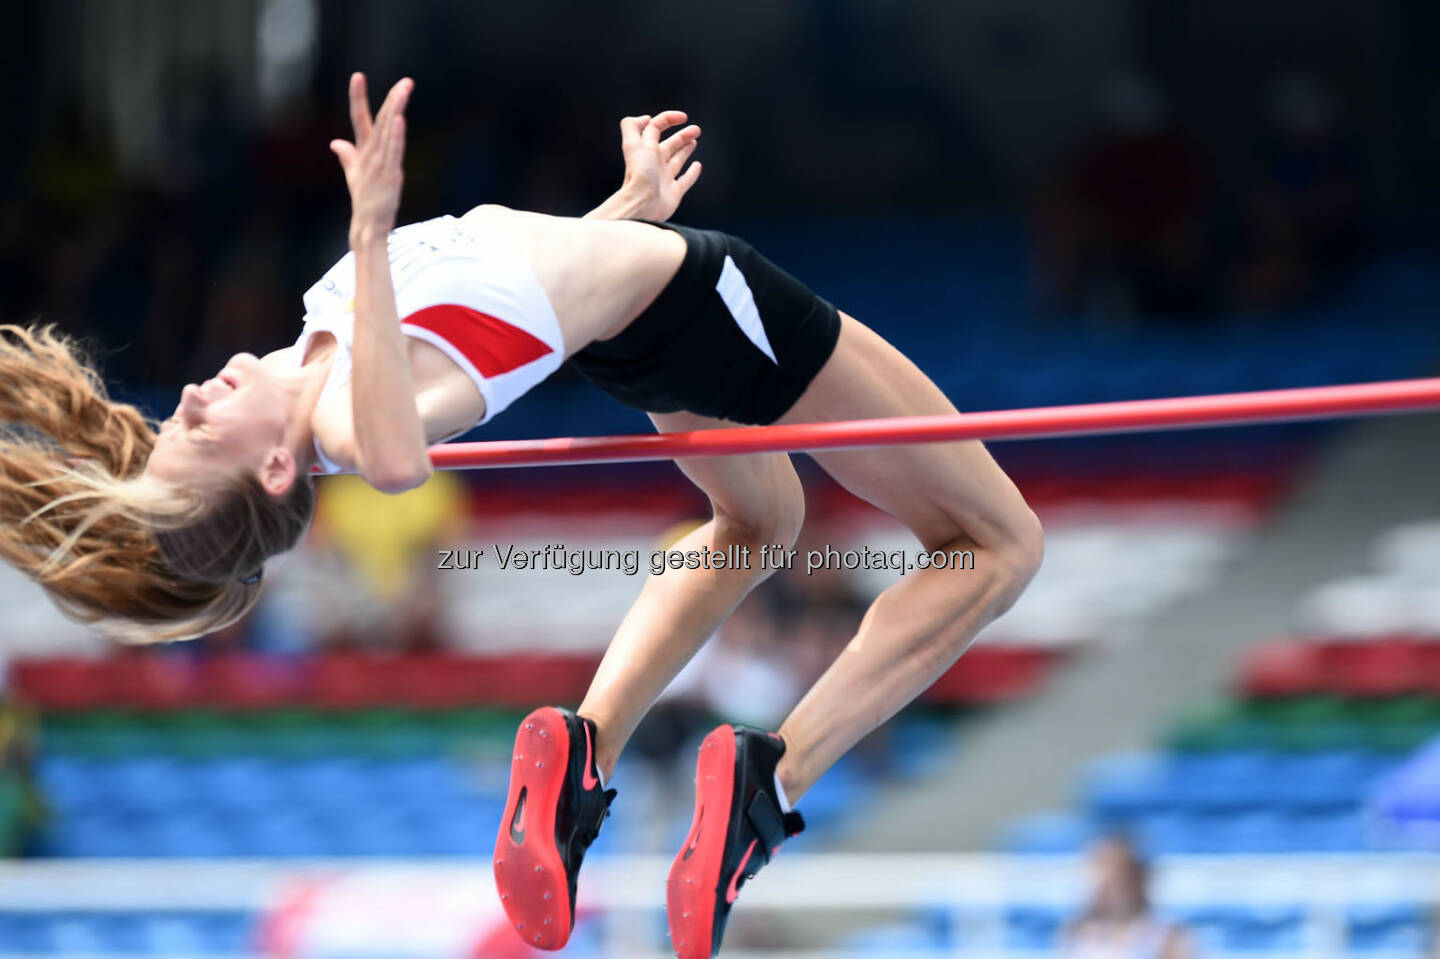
xmin=402 ymin=304 xmax=554 ymax=377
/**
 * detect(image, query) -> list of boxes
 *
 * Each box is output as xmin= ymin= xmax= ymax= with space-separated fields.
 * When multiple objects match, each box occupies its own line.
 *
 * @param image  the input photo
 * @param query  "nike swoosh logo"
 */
xmin=682 ymin=807 xmax=705 ymax=861
xmin=725 ymin=840 xmax=758 ymax=904
xmin=509 ymin=787 xmax=528 ymax=845
xmin=581 ymin=723 xmax=599 ymax=791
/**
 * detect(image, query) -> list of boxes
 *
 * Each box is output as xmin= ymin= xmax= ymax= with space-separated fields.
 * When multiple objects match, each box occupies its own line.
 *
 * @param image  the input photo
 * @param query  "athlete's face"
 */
xmin=145 ymin=353 xmax=294 ymax=492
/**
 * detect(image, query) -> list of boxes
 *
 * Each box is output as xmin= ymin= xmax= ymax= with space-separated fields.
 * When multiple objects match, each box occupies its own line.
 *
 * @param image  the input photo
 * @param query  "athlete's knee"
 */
xmin=712 ymin=471 xmax=805 ymax=554
xmin=990 ymin=506 xmax=1044 ymax=614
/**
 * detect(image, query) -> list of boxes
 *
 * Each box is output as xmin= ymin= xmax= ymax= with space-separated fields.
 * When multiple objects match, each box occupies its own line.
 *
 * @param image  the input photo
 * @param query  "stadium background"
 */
xmin=5 ymin=0 xmax=1440 ymax=956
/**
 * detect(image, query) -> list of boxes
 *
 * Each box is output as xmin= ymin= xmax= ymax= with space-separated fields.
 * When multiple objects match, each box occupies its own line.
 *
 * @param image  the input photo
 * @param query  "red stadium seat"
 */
xmin=111 ymin=650 xmax=205 ymax=710
xmin=1321 ymin=638 xmax=1430 ymax=698
xmin=1419 ymin=643 xmax=1440 ymax=696
xmin=922 ymin=647 xmax=1056 ymax=704
xmin=1239 ymin=641 xmax=1329 ymax=698
xmin=390 ymin=653 xmax=490 ymax=709
xmin=474 ymin=654 xmax=600 ymax=707
xmin=385 ymin=652 xmax=603 ymax=708
xmin=311 ymin=653 xmax=399 ymax=709
xmin=201 ymin=653 xmax=309 ymax=710
xmin=9 ymin=657 xmax=115 ymax=711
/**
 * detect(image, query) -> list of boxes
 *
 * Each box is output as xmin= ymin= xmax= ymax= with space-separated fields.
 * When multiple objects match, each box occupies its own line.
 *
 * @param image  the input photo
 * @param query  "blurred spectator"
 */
xmin=690 ymin=590 xmax=804 ymax=730
xmin=253 ymin=91 xmax=345 ymax=242
xmin=1228 ymin=74 xmax=1366 ymax=311
xmin=1037 ymin=74 xmax=1215 ymax=319
xmin=157 ymin=62 xmax=248 ymax=204
xmin=0 ymin=655 xmax=46 ymax=857
xmin=1060 ymin=835 xmax=1190 ymax=959
xmin=23 ymin=97 xmax=122 ymax=218
xmin=771 ymin=527 xmax=870 ymax=686
xmin=308 ymin=470 xmax=467 ymax=651
xmin=0 ymin=200 xmax=41 ymax=325
xmin=186 ymin=205 xmax=294 ymax=378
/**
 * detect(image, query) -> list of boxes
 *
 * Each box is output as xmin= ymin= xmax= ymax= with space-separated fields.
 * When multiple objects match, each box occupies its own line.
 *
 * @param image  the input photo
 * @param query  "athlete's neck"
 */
xmin=260 ymin=345 xmax=334 ymax=473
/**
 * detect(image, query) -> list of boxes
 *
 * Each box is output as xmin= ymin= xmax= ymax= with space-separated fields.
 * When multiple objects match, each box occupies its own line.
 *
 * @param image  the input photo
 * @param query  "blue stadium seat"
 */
xmin=1000 ymin=812 xmax=1094 ymax=854
xmin=1076 ymin=749 xmax=1384 ymax=853
xmin=147 ymin=810 xmax=243 ymax=858
xmin=108 ymin=756 xmax=197 ymax=814
xmin=1177 ymin=905 xmax=1306 ymax=953
xmin=192 ymin=758 xmax=293 ymax=813
xmin=1004 ymin=905 xmax=1067 ymax=951
xmin=1207 ymin=810 xmax=1297 ymax=854
xmin=0 ymin=913 xmax=55 ymax=952
xmin=1270 ymin=752 xmax=1391 ymax=810
xmin=49 ymin=912 xmax=152 ymax=955
xmin=1347 ymin=903 xmax=1430 ymax=953
xmin=370 ymin=756 xmax=476 ymax=810
xmin=287 ymin=757 xmax=382 ymax=811
xmin=327 ymin=807 xmax=427 ymax=856
xmin=412 ymin=799 xmax=505 ymax=855
xmin=145 ymin=913 xmax=232 ymax=955
xmin=37 ymin=756 xmax=111 ymax=815
xmin=798 ymin=759 xmax=866 ymax=831
xmin=1133 ymin=811 xmax=1242 ymax=855
xmin=0 ymin=910 xmax=255 ymax=956
xmin=1163 ymin=752 xmax=1275 ymax=811
xmin=1082 ymin=754 xmax=1168 ymax=820
xmin=48 ymin=809 xmax=151 ymax=858
xmin=844 ymin=920 xmax=947 ymax=953
xmin=1284 ymin=809 xmax=1368 ymax=852
xmin=234 ymin=808 xmax=334 ymax=857
xmin=198 ymin=911 xmax=257 ymax=953
xmin=888 ymin=715 xmax=957 ymax=780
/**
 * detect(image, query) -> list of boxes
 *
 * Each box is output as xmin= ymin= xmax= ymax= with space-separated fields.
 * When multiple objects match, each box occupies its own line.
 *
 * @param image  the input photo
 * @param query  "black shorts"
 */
xmin=569 ymin=221 xmax=842 ymax=425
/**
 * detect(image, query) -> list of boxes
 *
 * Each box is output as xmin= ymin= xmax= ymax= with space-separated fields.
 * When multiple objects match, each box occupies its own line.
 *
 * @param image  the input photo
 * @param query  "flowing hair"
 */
xmin=0 ymin=324 xmax=315 ymax=643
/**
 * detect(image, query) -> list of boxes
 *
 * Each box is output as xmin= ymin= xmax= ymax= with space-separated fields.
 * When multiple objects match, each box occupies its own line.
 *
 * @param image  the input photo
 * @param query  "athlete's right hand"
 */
xmin=329 ymin=72 xmax=412 ymax=244
xmin=615 ymin=110 xmax=703 ymax=221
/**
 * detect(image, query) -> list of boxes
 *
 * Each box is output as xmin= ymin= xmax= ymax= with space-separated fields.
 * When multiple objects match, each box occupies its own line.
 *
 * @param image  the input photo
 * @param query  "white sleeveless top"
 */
xmin=296 ymin=211 xmax=565 ymax=474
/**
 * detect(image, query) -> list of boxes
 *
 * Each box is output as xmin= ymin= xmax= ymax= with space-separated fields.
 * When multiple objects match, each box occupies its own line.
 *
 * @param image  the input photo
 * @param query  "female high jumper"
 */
xmin=0 ymin=75 xmax=1042 ymax=957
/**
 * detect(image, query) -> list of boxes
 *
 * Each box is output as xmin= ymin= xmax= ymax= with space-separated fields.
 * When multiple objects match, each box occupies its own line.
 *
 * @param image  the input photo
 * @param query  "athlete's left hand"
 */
xmin=329 ymin=72 xmax=412 ymax=242
xmin=615 ymin=111 xmax=702 ymax=221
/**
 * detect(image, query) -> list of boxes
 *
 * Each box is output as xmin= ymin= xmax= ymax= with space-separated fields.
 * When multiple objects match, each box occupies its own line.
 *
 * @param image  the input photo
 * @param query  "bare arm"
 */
xmin=329 ymin=72 xmax=433 ymax=493
xmin=586 ymin=111 xmax=703 ymax=221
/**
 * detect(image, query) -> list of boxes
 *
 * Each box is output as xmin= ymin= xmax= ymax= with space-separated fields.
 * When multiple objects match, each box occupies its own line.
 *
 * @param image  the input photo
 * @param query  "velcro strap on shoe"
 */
xmin=746 ymin=792 xmax=788 ymax=864
xmin=581 ymin=788 xmax=616 ymax=838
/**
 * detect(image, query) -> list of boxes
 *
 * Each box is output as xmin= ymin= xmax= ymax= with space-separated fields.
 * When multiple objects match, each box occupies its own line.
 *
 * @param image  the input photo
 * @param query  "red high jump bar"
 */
xmin=417 ymin=377 xmax=1440 ymax=471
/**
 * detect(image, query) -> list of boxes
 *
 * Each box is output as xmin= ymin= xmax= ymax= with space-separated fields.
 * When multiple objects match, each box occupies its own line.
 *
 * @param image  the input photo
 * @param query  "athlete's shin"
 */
xmin=577 ymin=515 xmax=791 ymax=781
xmin=775 ymin=534 xmax=1042 ymax=800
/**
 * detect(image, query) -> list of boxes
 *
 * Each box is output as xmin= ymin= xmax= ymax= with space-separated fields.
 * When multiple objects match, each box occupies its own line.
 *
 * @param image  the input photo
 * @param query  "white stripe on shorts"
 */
xmin=715 ymin=254 xmax=777 ymax=364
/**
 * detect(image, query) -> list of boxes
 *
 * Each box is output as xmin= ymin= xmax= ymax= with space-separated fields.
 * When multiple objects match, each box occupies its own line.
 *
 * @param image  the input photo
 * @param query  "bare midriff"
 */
xmin=457 ymin=205 xmax=687 ymax=349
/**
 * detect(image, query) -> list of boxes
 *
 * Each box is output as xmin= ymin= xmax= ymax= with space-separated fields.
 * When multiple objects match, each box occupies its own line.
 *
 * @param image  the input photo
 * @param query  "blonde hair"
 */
xmin=0 ymin=324 xmax=315 ymax=643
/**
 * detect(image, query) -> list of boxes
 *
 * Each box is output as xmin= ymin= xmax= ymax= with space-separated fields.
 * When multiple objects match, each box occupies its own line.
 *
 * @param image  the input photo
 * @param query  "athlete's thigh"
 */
xmin=650 ymin=410 xmax=804 ymax=540
xmin=779 ymin=311 xmax=1033 ymax=551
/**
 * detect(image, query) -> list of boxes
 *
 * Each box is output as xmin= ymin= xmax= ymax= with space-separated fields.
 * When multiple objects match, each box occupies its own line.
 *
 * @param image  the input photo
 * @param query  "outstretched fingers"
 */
xmin=676 ymin=159 xmax=703 ymax=196
xmin=368 ymin=78 xmax=412 ymax=168
xmin=372 ymin=80 xmax=404 ymax=140
xmin=666 ymin=138 xmax=698 ymax=177
xmin=646 ymin=110 xmax=688 ymax=140
xmin=386 ymin=112 xmax=407 ymax=170
xmin=661 ymin=124 xmax=701 ymax=158
xmin=349 ymin=72 xmax=373 ymax=147
xmin=621 ymin=114 xmax=652 ymax=146
xmin=329 ymin=138 xmax=358 ymax=172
